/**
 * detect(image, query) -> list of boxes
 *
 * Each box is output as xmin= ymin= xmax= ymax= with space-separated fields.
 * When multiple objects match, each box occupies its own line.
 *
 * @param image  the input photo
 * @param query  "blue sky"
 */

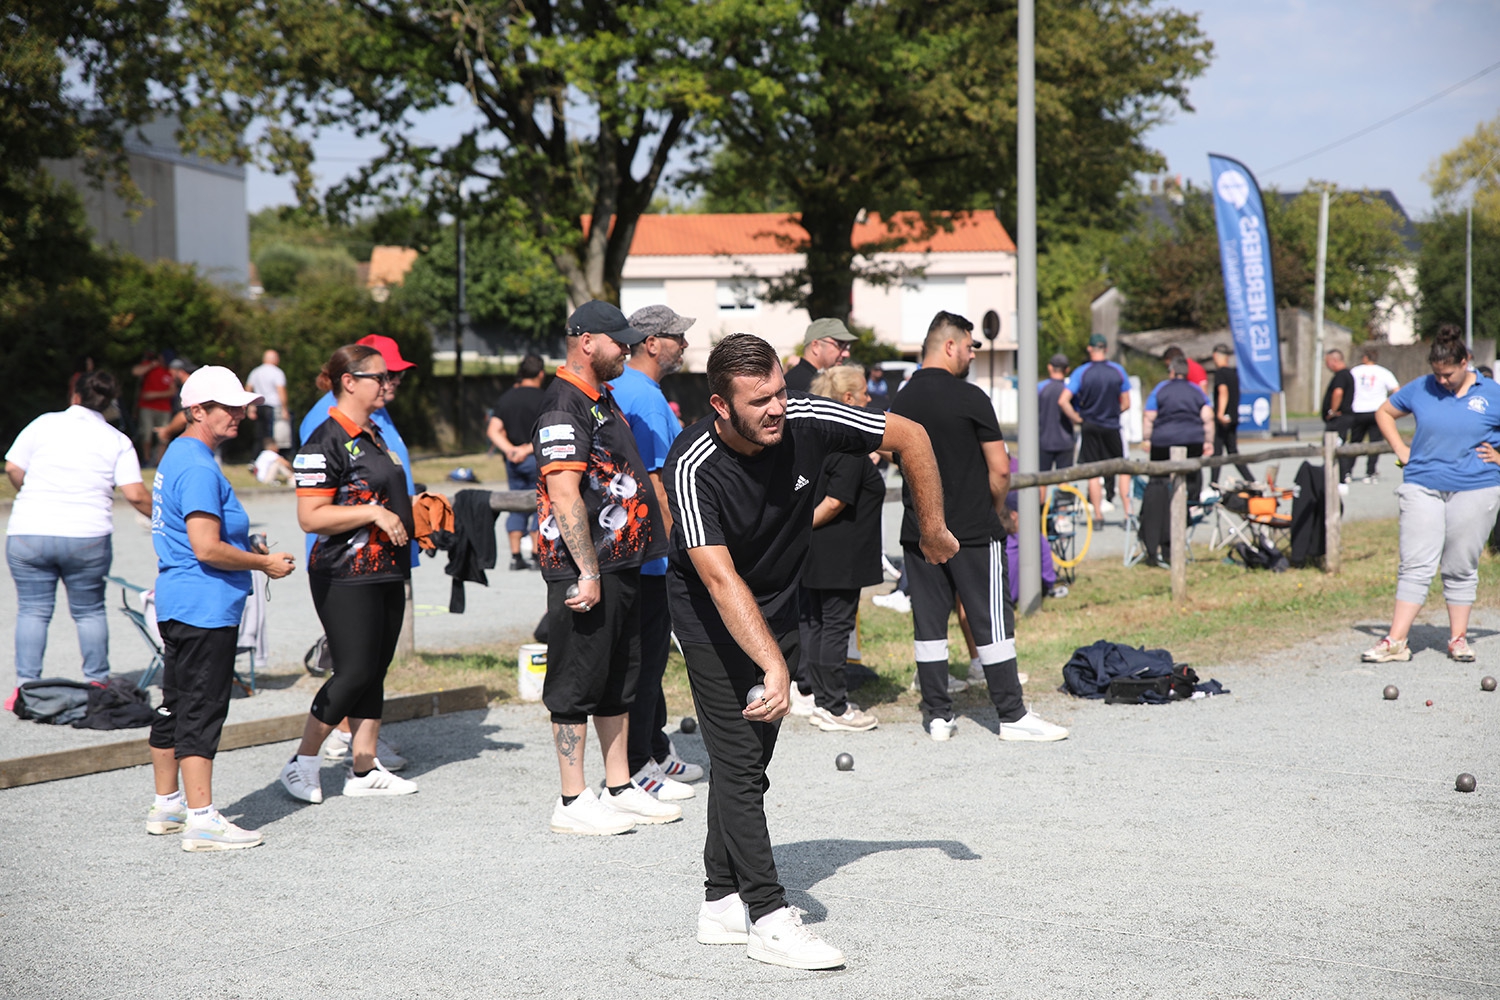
xmin=246 ymin=0 xmax=1500 ymax=222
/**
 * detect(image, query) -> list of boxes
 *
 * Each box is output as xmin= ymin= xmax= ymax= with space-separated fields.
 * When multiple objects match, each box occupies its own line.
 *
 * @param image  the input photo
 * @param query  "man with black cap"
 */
xmin=1039 ymin=352 xmax=1075 ymax=471
xmin=783 ymin=318 xmax=856 ymax=392
xmin=533 ymin=300 xmax=680 ymax=835
xmin=612 ymin=304 xmax=703 ymax=801
xmin=1059 ymin=334 xmax=1131 ymax=526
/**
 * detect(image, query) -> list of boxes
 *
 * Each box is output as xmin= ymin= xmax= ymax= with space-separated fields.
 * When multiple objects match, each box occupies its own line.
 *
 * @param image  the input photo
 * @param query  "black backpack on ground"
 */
xmin=13 ymin=679 xmax=94 ymax=725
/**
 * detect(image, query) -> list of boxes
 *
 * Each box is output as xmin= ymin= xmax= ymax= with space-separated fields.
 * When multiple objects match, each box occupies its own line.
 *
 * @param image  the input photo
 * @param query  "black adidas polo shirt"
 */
xmin=664 ymin=392 xmax=886 ymax=645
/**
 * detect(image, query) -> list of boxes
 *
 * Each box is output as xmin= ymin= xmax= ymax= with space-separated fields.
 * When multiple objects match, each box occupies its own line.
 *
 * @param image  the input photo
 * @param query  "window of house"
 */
xmin=716 ymin=279 xmax=760 ymax=313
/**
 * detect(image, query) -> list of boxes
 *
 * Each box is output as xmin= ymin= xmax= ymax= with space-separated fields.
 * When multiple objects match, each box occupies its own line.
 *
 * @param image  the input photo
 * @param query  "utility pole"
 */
xmin=1016 ymin=0 xmax=1041 ymax=616
xmin=1311 ymin=188 xmax=1329 ymax=415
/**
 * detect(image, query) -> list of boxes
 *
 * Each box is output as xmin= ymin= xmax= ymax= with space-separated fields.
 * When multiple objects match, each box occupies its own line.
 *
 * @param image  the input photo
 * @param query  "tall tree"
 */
xmin=690 ymin=0 xmax=1212 ymax=320
xmin=167 ymin=0 xmax=794 ymax=306
xmin=1425 ymin=113 xmax=1500 ymax=222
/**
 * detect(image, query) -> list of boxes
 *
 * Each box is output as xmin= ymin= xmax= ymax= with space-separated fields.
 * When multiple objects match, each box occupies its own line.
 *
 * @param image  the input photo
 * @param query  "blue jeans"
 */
xmin=7 ymin=534 xmax=113 ymax=683
xmin=506 ymin=455 xmax=539 ymax=535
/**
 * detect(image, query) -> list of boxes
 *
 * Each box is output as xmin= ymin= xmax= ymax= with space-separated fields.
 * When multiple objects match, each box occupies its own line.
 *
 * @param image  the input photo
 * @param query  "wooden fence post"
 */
xmin=1323 ymin=431 xmax=1342 ymax=574
xmin=1170 ymin=445 xmax=1187 ymax=606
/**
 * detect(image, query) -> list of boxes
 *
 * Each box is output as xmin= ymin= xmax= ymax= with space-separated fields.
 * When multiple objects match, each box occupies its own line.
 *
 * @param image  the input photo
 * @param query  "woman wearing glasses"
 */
xmin=279 ymin=344 xmax=419 ymax=803
xmin=147 ymin=366 xmax=297 ymax=851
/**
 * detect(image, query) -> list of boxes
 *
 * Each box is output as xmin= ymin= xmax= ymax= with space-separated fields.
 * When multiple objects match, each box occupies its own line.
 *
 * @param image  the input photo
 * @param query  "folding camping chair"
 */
xmin=1123 ymin=475 xmax=1218 ymax=567
xmin=106 ymin=575 xmax=263 ymax=695
xmin=1211 ymin=484 xmax=1295 ymax=554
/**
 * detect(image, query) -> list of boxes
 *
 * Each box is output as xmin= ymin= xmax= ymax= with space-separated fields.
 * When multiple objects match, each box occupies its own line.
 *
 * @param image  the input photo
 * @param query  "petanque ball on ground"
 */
xmin=1483 ymin=676 xmax=1497 ymax=692
xmin=835 ymin=752 xmax=854 ymax=771
xmin=1456 ymin=773 xmax=1477 ymax=793
xmin=746 ymin=683 xmax=766 ymax=706
xmin=679 ymin=716 xmax=697 ymax=735
xmin=1383 ymin=685 xmax=1399 ymax=701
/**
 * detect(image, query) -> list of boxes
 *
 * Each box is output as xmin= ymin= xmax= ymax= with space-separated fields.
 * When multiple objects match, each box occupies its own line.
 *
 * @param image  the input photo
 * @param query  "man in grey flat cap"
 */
xmin=613 ymin=305 xmax=705 ymax=801
xmin=784 ymin=318 xmax=856 ymax=391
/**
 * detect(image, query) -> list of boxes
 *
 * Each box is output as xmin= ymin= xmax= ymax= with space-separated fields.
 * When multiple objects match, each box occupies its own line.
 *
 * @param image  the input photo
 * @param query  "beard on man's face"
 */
xmin=729 ymin=400 xmax=783 ymax=446
xmin=591 ymin=348 xmax=626 ymax=382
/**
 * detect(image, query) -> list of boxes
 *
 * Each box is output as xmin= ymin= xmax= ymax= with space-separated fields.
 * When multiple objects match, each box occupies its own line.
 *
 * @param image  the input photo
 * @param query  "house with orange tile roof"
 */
xmin=615 ymin=211 xmax=1017 ymax=376
xmin=367 ymin=245 xmax=419 ymax=302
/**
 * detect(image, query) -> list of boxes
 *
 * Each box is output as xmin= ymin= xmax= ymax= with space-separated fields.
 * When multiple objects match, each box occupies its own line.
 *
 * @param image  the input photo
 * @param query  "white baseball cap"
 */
xmin=180 ymin=365 xmax=263 ymax=408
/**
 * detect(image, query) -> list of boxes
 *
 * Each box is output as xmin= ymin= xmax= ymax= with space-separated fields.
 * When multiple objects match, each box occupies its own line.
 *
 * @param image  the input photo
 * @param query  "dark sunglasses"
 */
xmin=349 ymin=371 xmax=394 ymax=386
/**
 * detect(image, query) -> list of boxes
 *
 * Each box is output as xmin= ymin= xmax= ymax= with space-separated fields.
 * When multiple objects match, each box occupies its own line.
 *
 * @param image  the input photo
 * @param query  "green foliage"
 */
xmin=845 ymin=323 xmax=903 ymax=368
xmin=1111 ymin=185 xmax=1411 ymax=337
xmin=1425 ymin=113 xmax=1500 ymax=222
xmin=1415 ymin=211 xmax=1500 ymax=341
xmin=1037 ymin=229 xmax=1119 ymax=367
xmin=0 ymin=168 xmax=106 ymax=292
xmin=253 ymin=242 xmax=358 ymax=296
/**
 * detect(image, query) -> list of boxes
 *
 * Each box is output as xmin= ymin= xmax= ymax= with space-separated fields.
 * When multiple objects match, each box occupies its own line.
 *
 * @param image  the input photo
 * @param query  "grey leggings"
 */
xmin=1395 ymin=483 xmax=1500 ymax=606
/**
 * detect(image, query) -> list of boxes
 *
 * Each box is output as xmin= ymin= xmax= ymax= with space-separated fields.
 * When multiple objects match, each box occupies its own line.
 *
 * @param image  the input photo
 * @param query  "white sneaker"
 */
xmin=697 ymin=893 xmax=750 ymax=945
xmin=1100 ymin=499 xmax=1116 ymax=514
xmin=809 ymin=703 xmax=878 ymax=732
xmin=872 ymin=590 xmax=911 ymax=613
xmin=631 ymin=760 xmax=695 ymax=801
xmin=321 ymin=729 xmax=351 ymax=760
xmin=181 ymin=813 xmax=263 ymax=852
xmin=999 ymin=711 xmax=1069 ymax=742
xmin=342 ymin=760 xmax=419 ymax=796
xmin=662 ymin=741 xmax=704 ymax=782
xmin=927 ymin=717 xmax=957 ymax=741
xmin=747 ymin=907 xmax=845 ymax=970
xmin=550 ymin=787 xmax=635 ymax=836
xmin=967 ymin=658 xmax=986 ymax=684
xmin=911 ymin=672 xmax=969 ymax=694
xmin=279 ymin=756 xmax=323 ymax=804
xmin=598 ymin=784 xmax=682 ymax=824
xmin=788 ymin=687 xmax=817 ymax=717
xmin=321 ymin=730 xmax=405 ymax=770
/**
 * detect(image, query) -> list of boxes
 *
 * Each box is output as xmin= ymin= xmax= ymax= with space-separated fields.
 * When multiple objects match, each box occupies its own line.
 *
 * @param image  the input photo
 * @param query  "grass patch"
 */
xmin=377 ymin=517 xmax=1500 ymax=721
xmin=408 ymin=452 xmax=511 ymax=488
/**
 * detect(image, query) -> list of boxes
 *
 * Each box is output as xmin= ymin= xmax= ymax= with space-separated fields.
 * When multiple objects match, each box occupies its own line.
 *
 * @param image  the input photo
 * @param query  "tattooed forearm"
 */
xmin=554 ymin=495 xmax=600 ymax=577
xmin=553 ymin=723 xmax=583 ymax=766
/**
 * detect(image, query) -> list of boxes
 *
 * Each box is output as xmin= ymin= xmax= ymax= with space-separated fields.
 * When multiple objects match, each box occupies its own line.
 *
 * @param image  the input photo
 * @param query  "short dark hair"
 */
xmin=1169 ymin=357 xmax=1189 ymax=376
xmin=75 ymin=371 xmax=118 ymax=413
xmin=518 ymin=353 xmax=545 ymax=379
xmin=922 ymin=310 xmax=973 ymax=355
xmin=1325 ymin=348 xmax=1345 ymax=361
xmin=1213 ymin=343 xmax=1233 ymax=356
xmin=1162 ymin=345 xmax=1184 ymax=362
xmin=1430 ymin=324 xmax=1470 ymax=366
xmin=317 ymin=344 xmax=383 ymax=397
xmin=707 ymin=333 xmax=778 ymax=401
xmin=1360 ymin=346 xmax=1378 ymax=363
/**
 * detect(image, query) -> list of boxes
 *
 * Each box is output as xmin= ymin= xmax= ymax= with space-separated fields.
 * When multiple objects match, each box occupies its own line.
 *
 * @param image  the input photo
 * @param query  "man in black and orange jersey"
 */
xmin=533 ymin=300 xmax=680 ymax=836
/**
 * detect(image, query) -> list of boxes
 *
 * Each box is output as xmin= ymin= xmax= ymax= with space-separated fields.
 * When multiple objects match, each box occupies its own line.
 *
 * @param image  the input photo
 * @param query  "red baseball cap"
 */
xmin=357 ymin=334 xmax=416 ymax=371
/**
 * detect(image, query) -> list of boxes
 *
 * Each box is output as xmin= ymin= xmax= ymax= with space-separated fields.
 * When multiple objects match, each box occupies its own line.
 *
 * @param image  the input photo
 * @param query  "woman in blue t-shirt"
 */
xmin=1363 ymin=327 xmax=1500 ymax=664
xmin=146 ymin=367 xmax=297 ymax=851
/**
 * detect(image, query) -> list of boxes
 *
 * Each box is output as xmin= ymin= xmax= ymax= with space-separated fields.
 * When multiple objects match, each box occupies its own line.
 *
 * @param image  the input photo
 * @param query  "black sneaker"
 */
xmin=510 ymin=554 xmax=528 ymax=571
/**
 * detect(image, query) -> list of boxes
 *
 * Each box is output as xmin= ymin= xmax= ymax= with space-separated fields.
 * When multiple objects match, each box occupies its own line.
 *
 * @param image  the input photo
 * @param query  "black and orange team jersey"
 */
xmin=664 ymin=393 xmax=887 ymax=645
xmin=293 ymin=407 xmax=414 ymax=582
xmin=531 ymin=366 xmax=666 ymax=583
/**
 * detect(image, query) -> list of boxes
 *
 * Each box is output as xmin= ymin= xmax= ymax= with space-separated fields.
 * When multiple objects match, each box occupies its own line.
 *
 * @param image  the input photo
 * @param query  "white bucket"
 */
xmin=518 ymin=643 xmax=547 ymax=702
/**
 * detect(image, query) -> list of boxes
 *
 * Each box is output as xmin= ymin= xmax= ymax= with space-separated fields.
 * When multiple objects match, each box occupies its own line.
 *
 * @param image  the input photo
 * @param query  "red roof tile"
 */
xmin=585 ymin=211 xmax=1014 ymax=257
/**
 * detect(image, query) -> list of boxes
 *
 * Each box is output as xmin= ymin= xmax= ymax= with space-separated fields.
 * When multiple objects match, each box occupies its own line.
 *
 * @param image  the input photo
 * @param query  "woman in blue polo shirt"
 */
xmin=146 ymin=367 xmax=297 ymax=851
xmin=1364 ymin=327 xmax=1500 ymax=664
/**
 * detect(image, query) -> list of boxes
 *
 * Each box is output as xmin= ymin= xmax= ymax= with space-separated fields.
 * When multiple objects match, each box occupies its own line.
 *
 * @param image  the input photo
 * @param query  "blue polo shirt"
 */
xmin=151 ymin=437 xmax=252 ymax=628
xmin=1388 ymin=373 xmax=1500 ymax=492
xmin=1145 ymin=378 xmax=1211 ymax=448
xmin=1065 ymin=360 xmax=1130 ymax=429
xmin=608 ymin=366 xmax=681 ymax=576
xmin=300 ymin=391 xmax=419 ymax=567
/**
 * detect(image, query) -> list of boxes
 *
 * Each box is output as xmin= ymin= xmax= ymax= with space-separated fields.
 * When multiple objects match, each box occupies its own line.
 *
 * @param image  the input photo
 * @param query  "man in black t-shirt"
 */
xmin=891 ymin=311 xmax=1069 ymax=744
xmin=486 ymin=354 xmax=547 ymax=570
xmin=665 ymin=333 xmax=957 ymax=970
xmin=1322 ymin=348 xmax=1356 ymax=484
xmin=1210 ymin=344 xmax=1253 ymax=487
xmin=1038 ymin=353 xmax=1075 ymax=471
xmin=782 ymin=317 xmax=855 ymax=392
xmin=531 ymin=301 xmax=677 ymax=837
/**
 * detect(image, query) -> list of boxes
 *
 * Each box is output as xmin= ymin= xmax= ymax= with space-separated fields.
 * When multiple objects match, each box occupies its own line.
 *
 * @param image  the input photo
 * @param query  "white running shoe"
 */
xmin=966 ymin=658 xmax=986 ymax=684
xmin=1361 ymin=636 xmax=1411 ymax=663
xmin=910 ymin=673 xmax=969 ymax=695
xmin=747 ymin=907 xmax=845 ymax=970
xmin=697 ymin=893 xmax=751 ymax=945
xmin=631 ymin=760 xmax=695 ymax=801
xmin=279 ymin=757 xmax=323 ymax=804
xmin=662 ymin=741 xmax=704 ymax=782
xmin=181 ymin=813 xmax=263 ymax=852
xmin=321 ymin=730 xmax=406 ymax=770
xmin=810 ymin=703 xmax=878 ymax=732
xmin=999 ymin=711 xmax=1069 ymax=742
xmin=145 ymin=802 xmax=186 ymax=835
xmin=598 ymin=784 xmax=682 ymax=824
xmin=1100 ymin=498 xmax=1116 ymax=514
xmin=927 ymin=717 xmax=957 ymax=741
xmin=321 ymin=729 xmax=351 ymax=760
xmin=550 ymin=787 xmax=635 ymax=836
xmin=788 ymin=687 xmax=817 ymax=717
xmin=342 ymin=760 xmax=418 ymax=796
xmin=872 ymin=590 xmax=911 ymax=614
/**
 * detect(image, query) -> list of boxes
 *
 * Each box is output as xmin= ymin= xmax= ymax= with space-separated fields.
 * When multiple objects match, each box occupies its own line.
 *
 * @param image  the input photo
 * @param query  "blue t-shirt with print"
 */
xmin=608 ymin=366 xmax=681 ymax=576
xmin=300 ymin=391 xmax=419 ymax=567
xmin=151 ymin=437 xmax=252 ymax=629
xmin=1065 ymin=360 xmax=1130 ymax=429
xmin=1388 ymin=373 xmax=1500 ymax=492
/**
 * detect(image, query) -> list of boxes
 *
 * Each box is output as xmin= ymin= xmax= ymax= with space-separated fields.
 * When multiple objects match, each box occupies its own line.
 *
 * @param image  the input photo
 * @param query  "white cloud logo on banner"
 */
xmin=1216 ymin=169 xmax=1251 ymax=210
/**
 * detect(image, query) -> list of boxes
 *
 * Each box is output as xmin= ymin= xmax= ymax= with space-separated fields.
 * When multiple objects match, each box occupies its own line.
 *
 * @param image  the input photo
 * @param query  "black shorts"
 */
xmin=148 ymin=620 xmax=240 ymax=759
xmin=1040 ymin=447 xmax=1074 ymax=472
xmin=543 ymin=570 xmax=642 ymax=724
xmin=1078 ymin=423 xmax=1124 ymax=465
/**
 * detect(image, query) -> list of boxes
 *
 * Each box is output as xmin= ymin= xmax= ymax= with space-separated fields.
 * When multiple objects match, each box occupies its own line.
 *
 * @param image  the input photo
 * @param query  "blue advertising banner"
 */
xmin=1238 ymin=393 xmax=1271 ymax=433
xmin=1209 ymin=154 xmax=1282 ymax=396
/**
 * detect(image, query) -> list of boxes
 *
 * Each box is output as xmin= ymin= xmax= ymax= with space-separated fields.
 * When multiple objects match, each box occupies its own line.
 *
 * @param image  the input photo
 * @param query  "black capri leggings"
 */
xmin=309 ymin=577 xmax=405 ymax=724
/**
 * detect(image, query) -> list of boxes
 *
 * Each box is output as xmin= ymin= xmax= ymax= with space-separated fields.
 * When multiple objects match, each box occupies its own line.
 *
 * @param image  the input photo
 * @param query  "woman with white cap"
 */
xmin=146 ymin=366 xmax=297 ymax=851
